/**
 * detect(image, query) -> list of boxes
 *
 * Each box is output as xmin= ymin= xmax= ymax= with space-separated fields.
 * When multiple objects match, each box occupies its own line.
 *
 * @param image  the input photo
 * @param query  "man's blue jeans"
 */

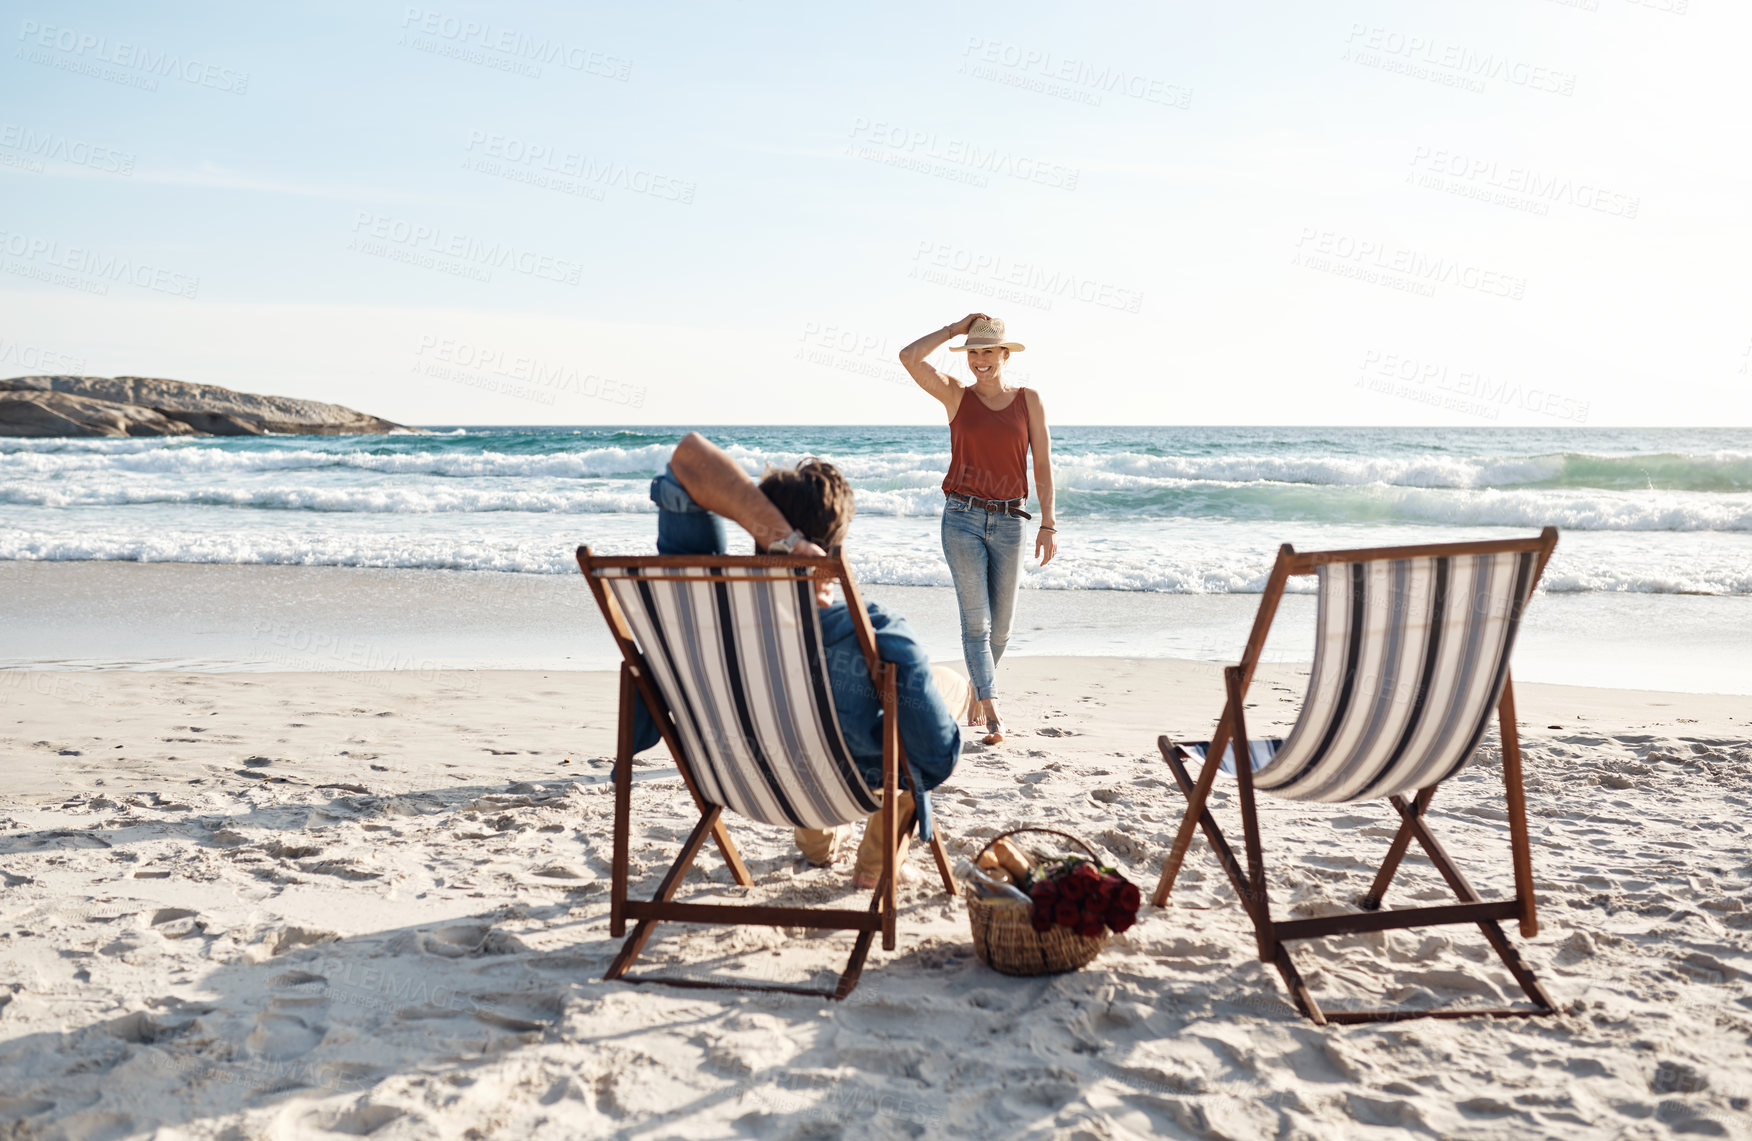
xmin=940 ymin=497 xmax=1025 ymax=701
xmin=652 ymin=467 xmax=726 ymax=557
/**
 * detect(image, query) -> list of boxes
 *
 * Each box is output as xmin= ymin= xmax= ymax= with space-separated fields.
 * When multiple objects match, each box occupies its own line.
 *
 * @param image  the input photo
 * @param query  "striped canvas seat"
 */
xmin=604 ymin=565 xmax=881 ymax=830
xmin=1175 ymin=737 xmax=1285 ymax=776
xmin=581 ymin=545 xmax=956 ymax=1001
xmin=1182 ymin=550 xmax=1539 ymax=804
xmin=1153 ymin=531 xmax=1559 ymax=1025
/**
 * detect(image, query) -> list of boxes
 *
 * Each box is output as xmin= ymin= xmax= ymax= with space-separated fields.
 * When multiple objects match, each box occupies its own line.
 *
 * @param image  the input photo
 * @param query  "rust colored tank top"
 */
xmin=943 ymin=387 xmax=1030 ymax=501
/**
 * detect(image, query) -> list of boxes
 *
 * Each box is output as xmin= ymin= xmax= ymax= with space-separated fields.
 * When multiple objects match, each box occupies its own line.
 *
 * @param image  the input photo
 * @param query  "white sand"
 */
xmin=2 ymin=658 xmax=1750 ymax=1139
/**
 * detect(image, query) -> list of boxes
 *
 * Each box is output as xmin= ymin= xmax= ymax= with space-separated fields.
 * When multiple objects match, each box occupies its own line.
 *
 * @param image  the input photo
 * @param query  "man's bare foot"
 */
xmin=854 ymin=865 xmax=918 ymax=891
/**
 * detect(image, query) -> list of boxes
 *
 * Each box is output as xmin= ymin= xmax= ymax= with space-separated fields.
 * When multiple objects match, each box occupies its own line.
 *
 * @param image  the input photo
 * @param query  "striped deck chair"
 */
xmin=1152 ymin=529 xmax=1560 ymax=1024
xmin=576 ymin=545 xmax=956 ymax=1000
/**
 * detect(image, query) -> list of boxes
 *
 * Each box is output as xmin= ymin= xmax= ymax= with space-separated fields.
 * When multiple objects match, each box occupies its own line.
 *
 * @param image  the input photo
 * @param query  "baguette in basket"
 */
xmin=963 ymin=828 xmax=1141 ymax=976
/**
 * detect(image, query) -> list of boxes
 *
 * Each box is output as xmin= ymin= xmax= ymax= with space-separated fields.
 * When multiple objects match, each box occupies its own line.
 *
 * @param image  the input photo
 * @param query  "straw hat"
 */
xmin=950 ymin=316 xmax=1025 ymax=352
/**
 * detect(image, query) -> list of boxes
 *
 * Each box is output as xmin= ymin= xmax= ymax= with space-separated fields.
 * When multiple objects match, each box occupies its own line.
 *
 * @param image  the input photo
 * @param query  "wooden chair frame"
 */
xmin=576 ymin=545 xmax=956 ymax=1000
xmin=1151 ymin=529 xmax=1561 ymax=1024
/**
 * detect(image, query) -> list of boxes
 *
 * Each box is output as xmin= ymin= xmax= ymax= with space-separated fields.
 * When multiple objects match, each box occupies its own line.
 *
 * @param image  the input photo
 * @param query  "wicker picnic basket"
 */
xmin=965 ymin=827 xmax=1109 ymax=976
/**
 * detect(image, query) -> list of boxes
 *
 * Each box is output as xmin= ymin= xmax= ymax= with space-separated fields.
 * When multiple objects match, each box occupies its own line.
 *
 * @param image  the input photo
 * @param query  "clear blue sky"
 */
xmin=3 ymin=0 xmax=1748 ymax=425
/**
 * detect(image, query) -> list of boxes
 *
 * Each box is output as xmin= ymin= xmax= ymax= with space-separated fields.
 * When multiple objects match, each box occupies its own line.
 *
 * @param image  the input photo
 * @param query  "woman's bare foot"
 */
xmin=964 ymin=686 xmax=983 ymax=727
xmin=979 ymin=698 xmax=1006 ymax=744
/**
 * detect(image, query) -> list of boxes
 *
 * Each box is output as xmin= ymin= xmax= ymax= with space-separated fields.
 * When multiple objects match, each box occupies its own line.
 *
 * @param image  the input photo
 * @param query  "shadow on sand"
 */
xmin=0 ymin=777 xmax=999 ymax=1137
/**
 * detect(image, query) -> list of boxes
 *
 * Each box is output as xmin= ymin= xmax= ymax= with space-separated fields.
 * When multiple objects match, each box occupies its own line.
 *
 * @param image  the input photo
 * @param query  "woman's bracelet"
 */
xmin=1039 ymin=526 xmax=1057 ymax=532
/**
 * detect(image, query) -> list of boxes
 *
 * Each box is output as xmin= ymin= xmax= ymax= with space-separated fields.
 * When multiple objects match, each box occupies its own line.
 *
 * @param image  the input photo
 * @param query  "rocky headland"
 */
xmin=0 ymin=375 xmax=409 ymax=437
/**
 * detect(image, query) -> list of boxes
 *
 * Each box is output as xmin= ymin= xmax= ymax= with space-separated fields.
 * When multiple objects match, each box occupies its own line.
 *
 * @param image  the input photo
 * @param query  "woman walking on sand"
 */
xmin=899 ymin=314 xmax=1056 ymax=745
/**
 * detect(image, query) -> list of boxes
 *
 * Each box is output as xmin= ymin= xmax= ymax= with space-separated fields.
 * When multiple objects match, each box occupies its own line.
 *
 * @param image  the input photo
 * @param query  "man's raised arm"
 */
xmin=668 ymin=432 xmax=825 ymax=555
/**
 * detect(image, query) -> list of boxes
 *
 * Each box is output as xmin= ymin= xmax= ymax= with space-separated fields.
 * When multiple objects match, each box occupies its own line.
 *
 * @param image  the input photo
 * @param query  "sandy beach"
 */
xmin=3 ymin=655 xmax=1749 ymax=1139
xmin=8 ymin=0 xmax=1751 ymax=1132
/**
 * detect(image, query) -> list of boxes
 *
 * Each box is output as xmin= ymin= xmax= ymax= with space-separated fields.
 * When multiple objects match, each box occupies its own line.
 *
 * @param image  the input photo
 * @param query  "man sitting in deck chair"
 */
xmin=627 ymin=431 xmax=970 ymax=890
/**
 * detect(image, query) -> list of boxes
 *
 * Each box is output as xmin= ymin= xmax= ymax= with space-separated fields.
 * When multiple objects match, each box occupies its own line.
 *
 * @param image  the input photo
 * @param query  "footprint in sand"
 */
xmin=261 ymin=840 xmax=323 ymax=860
xmin=247 ymin=995 xmax=330 ymax=1060
xmin=103 ymin=1010 xmax=197 ymax=1046
xmin=467 ymin=991 xmax=564 ymax=1033
xmin=149 ymin=907 xmax=205 ymax=940
xmin=0 ymin=1097 xmax=55 ymax=1126
xmin=1096 ymin=828 xmax=1147 ymax=860
xmin=298 ymin=858 xmax=380 ymax=881
xmin=304 ymin=1104 xmax=406 ymax=1135
xmin=387 ymin=922 xmax=507 ymax=958
xmin=39 ymin=1110 xmax=137 ymax=1140
xmin=267 ymin=925 xmax=339 ymax=957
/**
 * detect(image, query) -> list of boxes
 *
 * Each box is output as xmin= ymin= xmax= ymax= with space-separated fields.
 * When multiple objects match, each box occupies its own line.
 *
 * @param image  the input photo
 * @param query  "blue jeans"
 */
xmin=652 ymin=467 xmax=726 ymax=556
xmin=941 ymin=498 xmax=1024 ymax=702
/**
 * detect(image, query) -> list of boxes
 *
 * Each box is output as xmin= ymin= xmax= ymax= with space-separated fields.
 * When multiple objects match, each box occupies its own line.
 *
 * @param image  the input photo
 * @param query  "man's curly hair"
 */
xmin=758 ymin=458 xmax=855 ymax=550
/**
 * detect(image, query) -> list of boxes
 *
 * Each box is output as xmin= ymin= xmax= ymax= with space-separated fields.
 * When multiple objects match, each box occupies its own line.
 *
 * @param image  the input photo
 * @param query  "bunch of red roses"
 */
xmin=1027 ymin=858 xmax=1141 ymax=937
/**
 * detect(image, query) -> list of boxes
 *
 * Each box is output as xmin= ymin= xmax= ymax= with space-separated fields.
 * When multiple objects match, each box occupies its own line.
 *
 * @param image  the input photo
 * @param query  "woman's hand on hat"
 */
xmin=951 ymin=313 xmax=990 ymax=335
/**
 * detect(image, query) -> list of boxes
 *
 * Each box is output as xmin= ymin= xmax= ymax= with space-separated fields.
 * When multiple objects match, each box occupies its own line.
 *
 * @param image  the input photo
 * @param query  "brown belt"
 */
xmin=945 ymin=491 xmax=1032 ymax=520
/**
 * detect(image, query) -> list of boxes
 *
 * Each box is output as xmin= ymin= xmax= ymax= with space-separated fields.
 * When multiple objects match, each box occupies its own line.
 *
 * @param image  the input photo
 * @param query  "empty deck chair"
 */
xmin=576 ymin=545 xmax=955 ymax=1000
xmin=1152 ymin=529 xmax=1560 ymax=1024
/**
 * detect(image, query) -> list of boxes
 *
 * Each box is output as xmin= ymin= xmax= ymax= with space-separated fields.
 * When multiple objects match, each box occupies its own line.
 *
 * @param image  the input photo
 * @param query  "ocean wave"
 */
xmin=873 ymin=480 xmax=1752 ymax=531
xmin=1551 ymin=451 xmax=1752 ymax=493
xmin=848 ymin=552 xmax=1287 ymax=594
xmin=1541 ymin=567 xmax=1752 ymax=595
xmin=5 ymin=477 xmax=1746 ymax=531
xmin=1378 ymin=487 xmax=1752 ymax=532
xmin=1045 ymin=450 xmax=1752 ymax=492
xmin=0 ymin=436 xmax=198 ymax=455
xmin=5 ymin=440 xmax=1748 ymax=492
xmin=0 ymin=531 xmax=569 ymax=575
xmin=0 ymin=442 xmax=681 ymax=479
xmin=0 ymin=484 xmax=659 ymax=514
xmin=3 ymin=528 xmax=1747 ymax=595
